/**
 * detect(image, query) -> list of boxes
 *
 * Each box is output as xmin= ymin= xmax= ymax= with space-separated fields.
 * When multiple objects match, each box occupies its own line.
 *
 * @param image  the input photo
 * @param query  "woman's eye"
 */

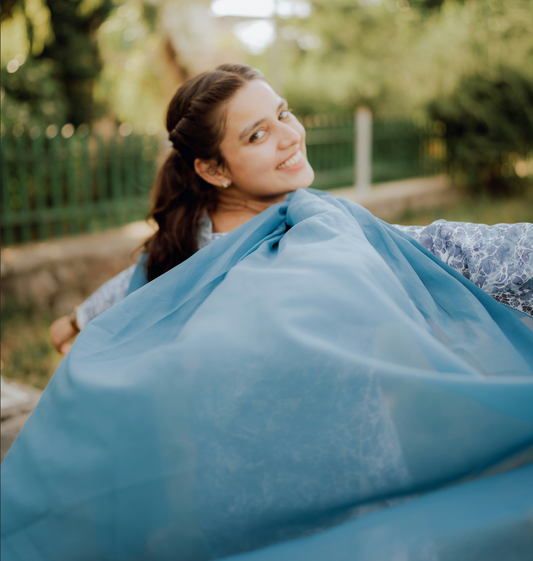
xmin=279 ymin=109 xmax=291 ymax=120
xmin=250 ymin=130 xmax=266 ymax=142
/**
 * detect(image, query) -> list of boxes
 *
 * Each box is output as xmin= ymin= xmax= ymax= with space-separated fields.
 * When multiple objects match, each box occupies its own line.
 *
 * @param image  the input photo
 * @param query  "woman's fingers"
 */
xmin=59 ymin=343 xmax=72 ymax=355
xmin=50 ymin=316 xmax=76 ymax=353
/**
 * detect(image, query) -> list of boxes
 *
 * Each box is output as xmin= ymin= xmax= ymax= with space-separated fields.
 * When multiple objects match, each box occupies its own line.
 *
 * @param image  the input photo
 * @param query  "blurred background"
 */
xmin=1 ymin=0 xmax=533 ymax=396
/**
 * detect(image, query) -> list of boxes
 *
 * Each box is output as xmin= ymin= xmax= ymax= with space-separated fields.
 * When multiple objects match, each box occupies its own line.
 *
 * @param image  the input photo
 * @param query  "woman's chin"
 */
xmin=292 ymin=163 xmax=315 ymax=190
xmin=305 ymin=165 xmax=315 ymax=187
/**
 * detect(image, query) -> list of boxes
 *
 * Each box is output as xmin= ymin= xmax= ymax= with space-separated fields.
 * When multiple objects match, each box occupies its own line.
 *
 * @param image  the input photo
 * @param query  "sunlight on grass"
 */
xmin=1 ymin=300 xmax=64 ymax=390
xmin=395 ymin=190 xmax=533 ymax=226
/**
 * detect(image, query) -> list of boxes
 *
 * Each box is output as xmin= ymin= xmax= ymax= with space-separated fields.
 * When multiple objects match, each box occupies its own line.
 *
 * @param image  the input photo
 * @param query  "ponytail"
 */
xmin=142 ymin=151 xmax=217 ymax=282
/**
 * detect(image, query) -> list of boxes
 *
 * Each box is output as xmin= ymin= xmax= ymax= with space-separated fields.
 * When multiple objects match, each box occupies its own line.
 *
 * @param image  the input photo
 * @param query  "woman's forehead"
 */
xmin=224 ymin=81 xmax=281 ymax=136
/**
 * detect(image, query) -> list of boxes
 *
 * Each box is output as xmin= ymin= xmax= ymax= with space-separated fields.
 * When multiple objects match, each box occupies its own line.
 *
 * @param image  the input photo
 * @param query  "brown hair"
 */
xmin=142 ymin=64 xmax=265 ymax=282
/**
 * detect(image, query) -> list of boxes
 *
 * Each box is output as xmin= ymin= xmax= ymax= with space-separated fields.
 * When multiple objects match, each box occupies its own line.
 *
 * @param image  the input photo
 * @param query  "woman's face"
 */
xmin=214 ymin=80 xmax=314 ymax=202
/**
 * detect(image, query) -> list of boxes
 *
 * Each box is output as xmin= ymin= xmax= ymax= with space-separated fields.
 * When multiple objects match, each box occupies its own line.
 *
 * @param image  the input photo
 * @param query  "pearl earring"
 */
xmin=221 ymin=180 xmax=229 ymax=188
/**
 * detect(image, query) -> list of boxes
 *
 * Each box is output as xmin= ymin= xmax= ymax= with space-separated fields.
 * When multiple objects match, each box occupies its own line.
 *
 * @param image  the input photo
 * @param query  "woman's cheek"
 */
xmin=254 ymin=144 xmax=276 ymax=173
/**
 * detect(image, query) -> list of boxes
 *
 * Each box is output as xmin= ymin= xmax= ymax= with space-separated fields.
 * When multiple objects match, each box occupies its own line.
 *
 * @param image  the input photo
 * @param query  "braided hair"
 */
xmin=143 ymin=64 xmax=265 ymax=281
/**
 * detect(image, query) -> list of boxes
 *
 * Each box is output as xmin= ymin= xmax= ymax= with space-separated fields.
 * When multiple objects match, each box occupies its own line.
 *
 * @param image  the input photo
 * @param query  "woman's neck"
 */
xmin=210 ymin=191 xmax=288 ymax=233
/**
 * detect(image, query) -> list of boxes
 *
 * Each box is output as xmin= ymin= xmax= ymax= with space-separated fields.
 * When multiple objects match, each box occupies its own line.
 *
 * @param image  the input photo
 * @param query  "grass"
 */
xmin=1 ymin=299 xmax=64 ymax=390
xmin=394 ymin=189 xmax=533 ymax=226
xmin=1 ymin=190 xmax=532 ymax=391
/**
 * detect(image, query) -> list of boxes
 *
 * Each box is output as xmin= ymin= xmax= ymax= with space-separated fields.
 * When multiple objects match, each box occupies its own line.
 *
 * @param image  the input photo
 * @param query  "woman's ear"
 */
xmin=194 ymin=158 xmax=231 ymax=189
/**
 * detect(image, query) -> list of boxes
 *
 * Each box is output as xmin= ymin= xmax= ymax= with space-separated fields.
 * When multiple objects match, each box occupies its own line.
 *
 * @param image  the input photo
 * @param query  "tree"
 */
xmin=244 ymin=0 xmax=533 ymax=119
xmin=2 ymin=0 xmax=113 ymax=127
xmin=429 ymin=68 xmax=533 ymax=195
xmin=40 ymin=0 xmax=113 ymax=125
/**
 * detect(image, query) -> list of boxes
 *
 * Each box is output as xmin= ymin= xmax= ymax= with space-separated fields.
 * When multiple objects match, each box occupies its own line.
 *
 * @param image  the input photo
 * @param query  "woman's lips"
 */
xmin=276 ymin=150 xmax=304 ymax=171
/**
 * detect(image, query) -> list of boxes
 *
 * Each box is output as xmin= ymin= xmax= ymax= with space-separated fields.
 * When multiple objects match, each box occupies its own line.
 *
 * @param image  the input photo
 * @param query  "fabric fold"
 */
xmin=2 ymin=189 xmax=533 ymax=561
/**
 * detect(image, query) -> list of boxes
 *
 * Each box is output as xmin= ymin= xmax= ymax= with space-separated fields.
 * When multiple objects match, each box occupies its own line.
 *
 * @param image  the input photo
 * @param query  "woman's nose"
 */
xmin=278 ymin=123 xmax=301 ymax=150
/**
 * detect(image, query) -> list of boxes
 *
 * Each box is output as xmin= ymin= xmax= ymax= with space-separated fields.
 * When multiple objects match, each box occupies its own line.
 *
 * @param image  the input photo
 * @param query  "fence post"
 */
xmin=31 ymin=133 xmax=47 ymax=241
xmin=95 ymin=135 xmax=109 ymax=229
xmin=1 ymin=136 xmax=15 ymax=246
xmin=14 ymin=134 xmax=32 ymax=243
xmin=49 ymin=135 xmax=65 ymax=238
xmin=79 ymin=134 xmax=93 ymax=232
xmin=355 ymin=106 xmax=372 ymax=194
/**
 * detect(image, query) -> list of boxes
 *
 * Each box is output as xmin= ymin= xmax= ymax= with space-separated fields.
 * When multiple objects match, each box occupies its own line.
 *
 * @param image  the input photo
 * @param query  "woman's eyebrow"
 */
xmin=239 ymin=99 xmax=288 ymax=141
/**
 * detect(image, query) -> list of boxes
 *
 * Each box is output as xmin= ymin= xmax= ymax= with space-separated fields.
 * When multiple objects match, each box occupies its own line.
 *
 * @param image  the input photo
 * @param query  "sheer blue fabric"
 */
xmin=2 ymin=189 xmax=533 ymax=561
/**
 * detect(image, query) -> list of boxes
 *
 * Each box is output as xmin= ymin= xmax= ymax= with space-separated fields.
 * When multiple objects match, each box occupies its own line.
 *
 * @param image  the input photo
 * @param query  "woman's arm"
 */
xmin=75 ymin=264 xmax=137 ymax=329
xmin=394 ymin=221 xmax=533 ymax=316
xmin=50 ymin=264 xmax=137 ymax=354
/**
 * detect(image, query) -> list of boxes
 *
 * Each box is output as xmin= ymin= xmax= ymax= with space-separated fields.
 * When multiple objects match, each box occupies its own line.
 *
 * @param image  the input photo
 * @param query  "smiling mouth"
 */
xmin=276 ymin=151 xmax=303 ymax=170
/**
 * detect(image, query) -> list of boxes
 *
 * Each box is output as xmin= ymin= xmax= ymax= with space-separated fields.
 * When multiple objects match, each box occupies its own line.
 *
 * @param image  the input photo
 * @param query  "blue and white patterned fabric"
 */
xmin=76 ymin=265 xmax=137 ymax=329
xmin=76 ymin=207 xmax=533 ymax=329
xmin=2 ymin=189 xmax=533 ymax=561
xmin=394 ymin=221 xmax=533 ymax=317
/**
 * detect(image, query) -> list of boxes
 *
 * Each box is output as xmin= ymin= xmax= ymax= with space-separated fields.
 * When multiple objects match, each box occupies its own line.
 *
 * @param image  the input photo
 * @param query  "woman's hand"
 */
xmin=50 ymin=315 xmax=77 ymax=355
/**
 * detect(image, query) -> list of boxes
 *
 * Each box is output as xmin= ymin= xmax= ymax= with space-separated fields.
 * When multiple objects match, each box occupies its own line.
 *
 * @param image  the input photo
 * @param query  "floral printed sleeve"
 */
xmin=76 ymin=265 xmax=137 ymax=329
xmin=393 ymin=221 xmax=533 ymax=317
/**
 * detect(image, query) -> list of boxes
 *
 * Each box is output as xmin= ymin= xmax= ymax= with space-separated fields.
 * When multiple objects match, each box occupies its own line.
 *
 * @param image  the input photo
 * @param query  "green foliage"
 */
xmin=265 ymin=0 xmax=533 ymax=121
xmin=410 ymin=0 xmax=449 ymax=11
xmin=93 ymin=1 xmax=171 ymax=128
xmin=2 ymin=0 xmax=114 ymax=127
xmin=38 ymin=0 xmax=114 ymax=125
xmin=1 ymin=57 xmax=68 ymax=131
xmin=140 ymin=0 xmax=158 ymax=32
xmin=429 ymin=68 xmax=533 ymax=195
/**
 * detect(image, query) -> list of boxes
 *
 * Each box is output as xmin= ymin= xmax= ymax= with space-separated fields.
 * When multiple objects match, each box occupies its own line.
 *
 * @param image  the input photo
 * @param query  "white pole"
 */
xmin=355 ymin=106 xmax=372 ymax=194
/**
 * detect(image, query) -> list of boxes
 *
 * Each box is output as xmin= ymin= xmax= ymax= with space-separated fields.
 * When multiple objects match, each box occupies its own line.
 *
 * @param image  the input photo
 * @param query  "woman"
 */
xmin=3 ymin=65 xmax=533 ymax=561
xmin=50 ymin=64 xmax=314 ymax=353
xmin=49 ymin=65 xmax=532 ymax=353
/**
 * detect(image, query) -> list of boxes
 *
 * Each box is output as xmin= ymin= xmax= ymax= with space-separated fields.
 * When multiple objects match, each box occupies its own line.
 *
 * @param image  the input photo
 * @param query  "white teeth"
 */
xmin=277 ymin=151 xmax=303 ymax=169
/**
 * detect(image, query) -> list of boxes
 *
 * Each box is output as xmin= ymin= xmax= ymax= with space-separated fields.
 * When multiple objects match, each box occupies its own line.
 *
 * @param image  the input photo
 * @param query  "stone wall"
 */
xmin=1 ymin=221 xmax=155 ymax=315
xmin=329 ymin=175 xmax=457 ymax=219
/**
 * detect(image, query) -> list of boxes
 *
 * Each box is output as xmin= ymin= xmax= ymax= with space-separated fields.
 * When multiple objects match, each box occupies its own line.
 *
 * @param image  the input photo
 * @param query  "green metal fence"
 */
xmin=1 ymin=131 xmax=159 ymax=246
xmin=372 ymin=120 xmax=439 ymax=183
xmin=305 ymin=115 xmax=355 ymax=190
xmin=305 ymin=115 xmax=444 ymax=190
xmin=1 ymin=118 xmax=445 ymax=246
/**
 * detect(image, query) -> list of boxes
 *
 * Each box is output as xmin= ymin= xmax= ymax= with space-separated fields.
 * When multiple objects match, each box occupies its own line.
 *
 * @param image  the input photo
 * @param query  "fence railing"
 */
xmin=304 ymin=115 xmax=445 ymax=190
xmin=304 ymin=115 xmax=356 ymax=190
xmin=1 ymin=131 xmax=159 ymax=246
xmin=1 ymin=117 xmax=446 ymax=246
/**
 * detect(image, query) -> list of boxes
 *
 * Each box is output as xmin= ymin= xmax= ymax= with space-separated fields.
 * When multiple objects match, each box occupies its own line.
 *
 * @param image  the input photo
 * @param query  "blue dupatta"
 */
xmin=2 ymin=189 xmax=533 ymax=560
